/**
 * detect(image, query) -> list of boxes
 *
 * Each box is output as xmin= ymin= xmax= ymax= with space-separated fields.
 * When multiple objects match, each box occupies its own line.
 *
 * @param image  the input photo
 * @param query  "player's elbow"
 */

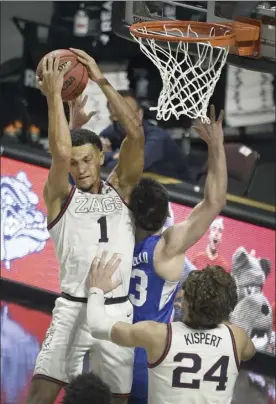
xmin=205 ymin=195 xmax=226 ymax=213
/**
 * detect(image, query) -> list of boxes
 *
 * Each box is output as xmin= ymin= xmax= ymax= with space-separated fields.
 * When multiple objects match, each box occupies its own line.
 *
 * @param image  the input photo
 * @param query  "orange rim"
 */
xmin=130 ymin=20 xmax=260 ymax=53
xmin=130 ymin=21 xmax=236 ymax=47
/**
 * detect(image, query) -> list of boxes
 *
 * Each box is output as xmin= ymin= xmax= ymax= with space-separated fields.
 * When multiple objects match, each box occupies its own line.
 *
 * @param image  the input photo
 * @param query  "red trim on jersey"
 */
xmin=112 ymin=392 xmax=131 ymax=398
xmin=98 ymin=180 xmax=104 ymax=194
xmin=225 ymin=325 xmax=240 ymax=371
xmin=32 ymin=374 xmax=67 ymax=386
xmin=148 ymin=323 xmax=172 ymax=368
xmin=47 ymin=186 xmax=76 ymax=230
xmin=106 ymin=181 xmax=130 ymax=209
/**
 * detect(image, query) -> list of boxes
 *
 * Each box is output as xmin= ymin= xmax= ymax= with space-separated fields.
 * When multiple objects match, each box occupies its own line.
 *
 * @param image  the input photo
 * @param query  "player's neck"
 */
xmin=135 ymin=228 xmax=152 ymax=243
xmin=206 ymin=244 xmax=218 ymax=259
xmin=135 ymin=228 xmax=160 ymax=243
xmin=88 ymin=179 xmax=102 ymax=194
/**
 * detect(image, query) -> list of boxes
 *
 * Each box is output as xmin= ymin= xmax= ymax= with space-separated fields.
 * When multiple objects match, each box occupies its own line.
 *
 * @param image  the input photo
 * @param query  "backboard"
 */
xmin=112 ymin=1 xmax=276 ymax=74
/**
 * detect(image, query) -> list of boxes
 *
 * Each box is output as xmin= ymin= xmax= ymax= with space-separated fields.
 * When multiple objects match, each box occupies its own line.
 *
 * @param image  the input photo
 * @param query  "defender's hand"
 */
xmin=89 ymin=251 xmax=122 ymax=294
xmin=100 ymin=136 xmax=112 ymax=153
xmin=69 ymin=95 xmax=96 ymax=129
xmin=70 ymin=48 xmax=105 ymax=82
xmin=192 ymin=105 xmax=224 ymax=147
xmin=36 ymin=52 xmax=71 ymax=96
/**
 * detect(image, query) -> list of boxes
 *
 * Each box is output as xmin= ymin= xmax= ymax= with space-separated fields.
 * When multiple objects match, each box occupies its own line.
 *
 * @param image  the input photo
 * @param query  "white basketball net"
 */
xmin=131 ymin=24 xmax=230 ymax=123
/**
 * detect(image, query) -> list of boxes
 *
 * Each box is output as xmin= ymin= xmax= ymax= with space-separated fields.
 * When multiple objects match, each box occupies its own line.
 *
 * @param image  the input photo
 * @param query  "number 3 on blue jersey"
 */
xmin=129 ymin=268 xmax=148 ymax=307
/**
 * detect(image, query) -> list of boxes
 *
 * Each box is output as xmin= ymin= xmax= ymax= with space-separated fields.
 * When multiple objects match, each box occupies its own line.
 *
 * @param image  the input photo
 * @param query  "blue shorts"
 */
xmin=129 ymin=348 xmax=148 ymax=404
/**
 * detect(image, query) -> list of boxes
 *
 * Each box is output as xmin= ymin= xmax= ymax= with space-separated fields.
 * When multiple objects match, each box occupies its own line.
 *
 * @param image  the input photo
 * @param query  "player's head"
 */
xmin=208 ymin=218 xmax=224 ymax=252
xmin=62 ymin=372 xmax=112 ymax=404
xmin=70 ymin=129 xmax=104 ymax=192
xmin=107 ymin=90 xmax=144 ymax=140
xmin=129 ymin=178 xmax=169 ymax=232
xmin=182 ymin=266 xmax=237 ymax=329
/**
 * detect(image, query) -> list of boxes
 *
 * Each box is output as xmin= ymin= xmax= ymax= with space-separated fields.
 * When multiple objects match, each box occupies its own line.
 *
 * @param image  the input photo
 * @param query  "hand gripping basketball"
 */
xmin=36 ymin=52 xmax=71 ymax=97
xmin=36 ymin=49 xmax=89 ymax=101
xmin=70 ymin=48 xmax=106 ymax=83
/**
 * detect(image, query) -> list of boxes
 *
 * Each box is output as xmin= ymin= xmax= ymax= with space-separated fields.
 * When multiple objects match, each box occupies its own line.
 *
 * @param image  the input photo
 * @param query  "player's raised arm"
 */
xmin=70 ymin=48 xmax=144 ymax=200
xmin=162 ymin=105 xmax=227 ymax=258
xmin=86 ymin=252 xmax=167 ymax=362
xmin=37 ymin=53 xmax=72 ymax=210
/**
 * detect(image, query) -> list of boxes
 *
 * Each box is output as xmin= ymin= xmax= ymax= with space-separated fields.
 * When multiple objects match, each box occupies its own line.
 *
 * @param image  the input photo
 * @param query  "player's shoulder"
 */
xmin=224 ymin=323 xmax=248 ymax=345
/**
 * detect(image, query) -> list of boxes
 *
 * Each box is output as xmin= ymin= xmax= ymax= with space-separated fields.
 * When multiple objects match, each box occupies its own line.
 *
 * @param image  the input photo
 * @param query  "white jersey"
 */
xmin=148 ymin=322 xmax=239 ymax=404
xmin=48 ymin=182 xmax=135 ymax=297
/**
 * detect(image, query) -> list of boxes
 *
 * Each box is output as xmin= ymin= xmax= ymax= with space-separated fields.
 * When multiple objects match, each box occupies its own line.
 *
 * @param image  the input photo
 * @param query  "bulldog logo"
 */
xmin=1 ymin=172 xmax=49 ymax=270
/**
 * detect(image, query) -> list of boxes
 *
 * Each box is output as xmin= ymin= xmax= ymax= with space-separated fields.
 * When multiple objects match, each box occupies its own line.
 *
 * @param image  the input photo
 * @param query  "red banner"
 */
xmin=171 ymin=203 xmax=275 ymax=304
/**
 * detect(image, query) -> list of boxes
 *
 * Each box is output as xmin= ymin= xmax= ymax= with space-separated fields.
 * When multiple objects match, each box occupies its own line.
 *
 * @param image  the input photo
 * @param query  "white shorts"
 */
xmin=33 ymin=296 xmax=134 ymax=396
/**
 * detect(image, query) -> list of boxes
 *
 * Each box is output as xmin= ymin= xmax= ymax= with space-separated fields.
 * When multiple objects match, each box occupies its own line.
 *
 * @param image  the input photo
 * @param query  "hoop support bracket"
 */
xmin=227 ymin=17 xmax=261 ymax=58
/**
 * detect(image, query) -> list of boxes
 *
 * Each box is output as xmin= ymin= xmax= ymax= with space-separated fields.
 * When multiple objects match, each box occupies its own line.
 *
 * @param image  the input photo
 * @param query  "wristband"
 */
xmin=87 ymin=287 xmax=117 ymax=341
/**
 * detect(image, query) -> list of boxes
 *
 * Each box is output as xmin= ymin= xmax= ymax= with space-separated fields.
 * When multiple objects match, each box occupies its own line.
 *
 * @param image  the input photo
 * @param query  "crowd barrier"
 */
xmin=1 ymin=142 xmax=275 ymax=379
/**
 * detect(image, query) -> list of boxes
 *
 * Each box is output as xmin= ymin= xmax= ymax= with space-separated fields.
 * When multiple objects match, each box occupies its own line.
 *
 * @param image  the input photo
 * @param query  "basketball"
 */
xmin=36 ymin=49 xmax=89 ymax=102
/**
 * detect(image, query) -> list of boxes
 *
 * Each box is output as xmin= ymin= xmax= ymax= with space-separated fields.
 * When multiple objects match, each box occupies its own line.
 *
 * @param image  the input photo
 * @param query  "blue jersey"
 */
xmin=129 ymin=235 xmax=179 ymax=404
xmin=129 ymin=235 xmax=179 ymax=324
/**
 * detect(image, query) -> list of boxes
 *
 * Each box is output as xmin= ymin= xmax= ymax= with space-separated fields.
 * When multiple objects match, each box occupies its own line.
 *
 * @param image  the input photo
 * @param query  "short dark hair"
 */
xmin=70 ymin=129 xmax=102 ymax=151
xmin=62 ymin=372 xmax=112 ymax=404
xmin=129 ymin=178 xmax=169 ymax=232
xmin=182 ymin=266 xmax=238 ymax=329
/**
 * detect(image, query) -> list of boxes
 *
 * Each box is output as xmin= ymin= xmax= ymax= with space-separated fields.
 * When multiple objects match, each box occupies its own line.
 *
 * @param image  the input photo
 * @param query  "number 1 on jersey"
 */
xmin=97 ymin=216 xmax=109 ymax=243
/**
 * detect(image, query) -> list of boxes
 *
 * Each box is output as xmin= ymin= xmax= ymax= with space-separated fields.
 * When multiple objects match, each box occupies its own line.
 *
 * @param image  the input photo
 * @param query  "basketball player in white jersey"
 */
xmin=87 ymin=254 xmax=256 ymax=404
xmin=26 ymin=49 xmax=144 ymax=404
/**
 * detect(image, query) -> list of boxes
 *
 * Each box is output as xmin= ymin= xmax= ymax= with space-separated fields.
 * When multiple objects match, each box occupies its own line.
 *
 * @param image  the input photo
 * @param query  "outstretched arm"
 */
xmin=70 ymin=49 xmax=144 ymax=199
xmin=37 ymin=52 xmax=72 ymax=211
xmin=87 ymin=287 xmax=163 ymax=349
xmin=86 ymin=252 xmax=167 ymax=363
xmin=162 ymin=106 xmax=227 ymax=258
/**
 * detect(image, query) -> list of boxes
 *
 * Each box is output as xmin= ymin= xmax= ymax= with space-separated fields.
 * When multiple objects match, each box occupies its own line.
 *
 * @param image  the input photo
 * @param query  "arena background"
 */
xmin=1 ymin=1 xmax=275 ymax=403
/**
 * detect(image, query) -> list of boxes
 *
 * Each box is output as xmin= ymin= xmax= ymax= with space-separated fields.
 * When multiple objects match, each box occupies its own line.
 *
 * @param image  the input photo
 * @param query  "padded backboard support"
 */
xmin=112 ymin=1 xmax=276 ymax=74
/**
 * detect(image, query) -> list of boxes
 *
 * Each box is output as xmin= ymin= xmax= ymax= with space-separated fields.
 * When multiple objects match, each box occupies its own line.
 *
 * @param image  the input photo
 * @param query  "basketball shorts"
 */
xmin=33 ymin=295 xmax=134 ymax=396
xmin=129 ymin=347 xmax=148 ymax=404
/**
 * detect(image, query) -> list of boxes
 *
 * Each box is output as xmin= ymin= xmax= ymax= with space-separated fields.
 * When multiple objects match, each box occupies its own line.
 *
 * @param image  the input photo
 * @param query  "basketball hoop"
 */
xmin=130 ymin=21 xmax=260 ymax=122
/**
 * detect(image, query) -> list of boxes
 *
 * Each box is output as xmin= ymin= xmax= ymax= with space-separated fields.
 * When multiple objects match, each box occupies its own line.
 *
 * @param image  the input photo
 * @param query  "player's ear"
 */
xmin=99 ymin=151 xmax=105 ymax=166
